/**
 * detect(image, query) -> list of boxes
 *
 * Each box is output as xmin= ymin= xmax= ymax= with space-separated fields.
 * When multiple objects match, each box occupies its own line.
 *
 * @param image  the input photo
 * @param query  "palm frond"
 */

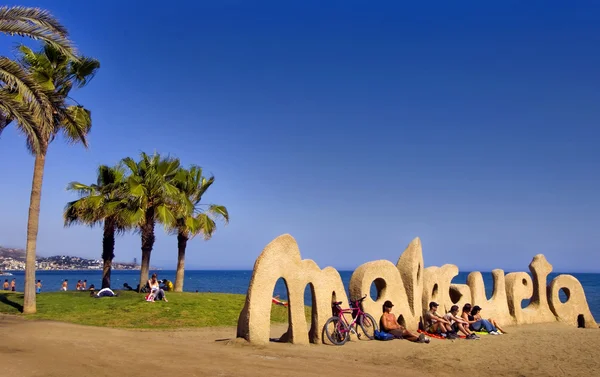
xmin=0 ymin=6 xmax=68 ymax=36
xmin=71 ymin=57 xmax=100 ymax=87
xmin=0 ymin=57 xmax=52 ymax=139
xmin=197 ymin=213 xmax=217 ymax=240
xmin=0 ymin=89 xmax=39 ymax=146
xmin=206 ymin=204 xmax=229 ymax=224
xmin=59 ymin=105 xmax=91 ymax=146
xmin=0 ymin=6 xmax=75 ymax=59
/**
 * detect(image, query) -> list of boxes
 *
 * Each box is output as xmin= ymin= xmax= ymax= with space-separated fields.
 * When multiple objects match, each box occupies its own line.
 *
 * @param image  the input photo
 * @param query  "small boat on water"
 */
xmin=0 ymin=271 xmax=13 ymax=276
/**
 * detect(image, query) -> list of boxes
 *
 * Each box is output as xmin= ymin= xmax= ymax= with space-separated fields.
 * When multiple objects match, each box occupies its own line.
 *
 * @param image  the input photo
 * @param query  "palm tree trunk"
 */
xmin=23 ymin=153 xmax=46 ymax=314
xmin=138 ymin=207 xmax=155 ymax=291
xmin=101 ymin=218 xmax=116 ymax=289
xmin=174 ymin=232 xmax=188 ymax=292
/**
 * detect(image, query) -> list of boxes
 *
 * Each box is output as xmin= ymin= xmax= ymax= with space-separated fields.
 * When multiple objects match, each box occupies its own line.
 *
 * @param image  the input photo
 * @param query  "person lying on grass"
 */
xmin=461 ymin=303 xmax=500 ymax=335
xmin=444 ymin=305 xmax=479 ymax=339
xmin=89 ymin=287 xmax=118 ymax=298
xmin=424 ymin=301 xmax=458 ymax=339
xmin=380 ymin=300 xmax=430 ymax=343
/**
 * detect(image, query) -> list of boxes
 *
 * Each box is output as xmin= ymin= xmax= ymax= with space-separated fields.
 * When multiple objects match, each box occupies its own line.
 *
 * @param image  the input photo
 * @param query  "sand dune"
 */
xmin=0 ymin=315 xmax=598 ymax=377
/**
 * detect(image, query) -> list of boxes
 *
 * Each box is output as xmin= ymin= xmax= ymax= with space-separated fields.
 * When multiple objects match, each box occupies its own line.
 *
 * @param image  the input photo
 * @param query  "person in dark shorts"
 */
xmin=424 ymin=301 xmax=457 ymax=338
xmin=380 ymin=300 xmax=429 ymax=343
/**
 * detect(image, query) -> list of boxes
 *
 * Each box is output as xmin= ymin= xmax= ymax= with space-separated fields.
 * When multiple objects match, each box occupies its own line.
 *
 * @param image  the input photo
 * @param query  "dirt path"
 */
xmin=1 ymin=315 xmax=598 ymax=377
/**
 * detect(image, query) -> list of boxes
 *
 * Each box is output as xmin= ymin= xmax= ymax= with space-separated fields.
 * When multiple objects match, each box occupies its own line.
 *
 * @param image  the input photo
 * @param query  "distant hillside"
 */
xmin=0 ymin=245 xmax=154 ymax=271
xmin=0 ymin=246 xmax=26 ymax=262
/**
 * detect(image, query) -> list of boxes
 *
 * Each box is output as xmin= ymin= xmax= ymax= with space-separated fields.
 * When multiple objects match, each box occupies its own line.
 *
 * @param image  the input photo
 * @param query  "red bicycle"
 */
xmin=324 ymin=295 xmax=378 ymax=345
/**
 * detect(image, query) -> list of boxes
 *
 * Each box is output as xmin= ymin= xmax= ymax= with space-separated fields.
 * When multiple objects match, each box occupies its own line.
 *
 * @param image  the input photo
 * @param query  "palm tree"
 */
xmin=121 ymin=152 xmax=185 ymax=290
xmin=170 ymin=166 xmax=229 ymax=292
xmin=14 ymin=44 xmax=99 ymax=314
xmin=64 ymin=165 xmax=131 ymax=289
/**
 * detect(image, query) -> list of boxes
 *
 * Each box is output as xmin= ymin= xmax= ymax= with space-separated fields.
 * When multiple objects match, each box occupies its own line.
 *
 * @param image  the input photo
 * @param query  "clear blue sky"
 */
xmin=1 ymin=1 xmax=599 ymax=272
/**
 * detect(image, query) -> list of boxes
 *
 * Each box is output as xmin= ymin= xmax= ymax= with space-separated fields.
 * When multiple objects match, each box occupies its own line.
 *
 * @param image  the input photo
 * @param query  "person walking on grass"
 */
xmin=3 ymin=279 xmax=9 ymax=290
xmin=10 ymin=278 xmax=16 ymax=292
xmin=36 ymin=280 xmax=42 ymax=294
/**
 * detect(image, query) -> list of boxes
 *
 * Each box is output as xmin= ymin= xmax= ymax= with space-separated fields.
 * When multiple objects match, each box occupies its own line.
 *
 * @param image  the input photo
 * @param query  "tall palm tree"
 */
xmin=15 ymin=44 xmax=99 ymax=314
xmin=121 ymin=152 xmax=185 ymax=290
xmin=64 ymin=165 xmax=131 ymax=289
xmin=170 ymin=166 xmax=229 ymax=292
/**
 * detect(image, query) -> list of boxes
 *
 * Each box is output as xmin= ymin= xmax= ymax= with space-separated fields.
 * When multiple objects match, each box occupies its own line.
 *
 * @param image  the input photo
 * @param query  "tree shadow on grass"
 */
xmin=0 ymin=293 xmax=24 ymax=312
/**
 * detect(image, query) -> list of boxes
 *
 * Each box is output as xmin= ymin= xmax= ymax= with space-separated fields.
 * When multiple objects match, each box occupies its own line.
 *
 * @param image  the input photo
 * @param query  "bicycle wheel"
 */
xmin=324 ymin=316 xmax=349 ymax=345
xmin=358 ymin=313 xmax=378 ymax=340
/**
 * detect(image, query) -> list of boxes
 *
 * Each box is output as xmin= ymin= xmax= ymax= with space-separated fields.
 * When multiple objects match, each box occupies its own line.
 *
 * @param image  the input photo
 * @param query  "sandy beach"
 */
xmin=1 ymin=315 xmax=598 ymax=377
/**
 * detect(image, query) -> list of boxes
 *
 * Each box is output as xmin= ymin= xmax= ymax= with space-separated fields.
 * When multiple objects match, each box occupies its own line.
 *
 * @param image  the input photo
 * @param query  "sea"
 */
xmin=3 ymin=270 xmax=599 ymax=318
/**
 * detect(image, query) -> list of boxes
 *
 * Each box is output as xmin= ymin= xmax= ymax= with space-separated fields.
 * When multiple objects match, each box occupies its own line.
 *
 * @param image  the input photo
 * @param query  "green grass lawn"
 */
xmin=0 ymin=291 xmax=306 ymax=329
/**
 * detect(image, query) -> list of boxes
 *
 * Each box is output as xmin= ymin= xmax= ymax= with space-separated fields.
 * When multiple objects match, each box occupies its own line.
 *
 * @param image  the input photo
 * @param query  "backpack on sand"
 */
xmin=374 ymin=330 xmax=394 ymax=341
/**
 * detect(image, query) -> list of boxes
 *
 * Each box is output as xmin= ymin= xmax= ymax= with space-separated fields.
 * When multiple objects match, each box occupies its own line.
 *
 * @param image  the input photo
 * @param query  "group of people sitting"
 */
xmin=86 ymin=273 xmax=172 ymax=301
xmin=379 ymin=300 xmax=506 ymax=343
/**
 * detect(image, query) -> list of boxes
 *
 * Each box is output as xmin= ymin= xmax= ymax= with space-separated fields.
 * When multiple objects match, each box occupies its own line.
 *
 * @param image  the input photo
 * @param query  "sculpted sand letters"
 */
xmin=237 ymin=235 xmax=598 ymax=344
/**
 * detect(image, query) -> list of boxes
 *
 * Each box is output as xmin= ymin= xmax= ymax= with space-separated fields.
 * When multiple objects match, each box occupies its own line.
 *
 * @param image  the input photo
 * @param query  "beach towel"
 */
xmin=272 ymin=297 xmax=288 ymax=306
xmin=418 ymin=329 xmax=446 ymax=339
xmin=417 ymin=329 xmax=466 ymax=339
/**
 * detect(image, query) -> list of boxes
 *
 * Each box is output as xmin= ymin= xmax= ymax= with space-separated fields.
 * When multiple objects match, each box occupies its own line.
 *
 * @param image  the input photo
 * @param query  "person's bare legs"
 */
xmin=489 ymin=318 xmax=505 ymax=333
xmin=430 ymin=322 xmax=444 ymax=333
xmin=456 ymin=323 xmax=471 ymax=337
xmin=400 ymin=326 xmax=420 ymax=342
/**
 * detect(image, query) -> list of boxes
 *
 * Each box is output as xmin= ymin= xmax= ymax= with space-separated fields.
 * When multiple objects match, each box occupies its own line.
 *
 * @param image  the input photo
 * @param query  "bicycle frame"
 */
xmin=332 ymin=298 xmax=367 ymax=335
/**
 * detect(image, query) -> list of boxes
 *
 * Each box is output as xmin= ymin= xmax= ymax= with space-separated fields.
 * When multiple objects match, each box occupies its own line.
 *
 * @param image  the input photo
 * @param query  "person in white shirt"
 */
xmin=444 ymin=305 xmax=479 ymax=339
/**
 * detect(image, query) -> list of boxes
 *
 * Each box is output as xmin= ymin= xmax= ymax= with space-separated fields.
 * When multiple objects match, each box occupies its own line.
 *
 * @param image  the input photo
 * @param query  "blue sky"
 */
xmin=0 ymin=1 xmax=599 ymax=272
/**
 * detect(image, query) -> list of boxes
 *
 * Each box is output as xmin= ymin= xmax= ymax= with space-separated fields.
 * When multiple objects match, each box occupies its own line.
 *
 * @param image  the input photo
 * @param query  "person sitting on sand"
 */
xmin=90 ymin=287 xmax=118 ymax=298
xmin=380 ymin=300 xmax=429 ymax=343
xmin=424 ymin=302 xmax=457 ymax=339
xmin=147 ymin=273 xmax=168 ymax=302
xmin=36 ymin=280 xmax=42 ymax=294
xmin=61 ymin=280 xmax=68 ymax=291
xmin=470 ymin=305 xmax=506 ymax=334
xmin=461 ymin=303 xmax=500 ymax=335
xmin=444 ymin=305 xmax=479 ymax=339
xmin=3 ymin=279 xmax=8 ymax=290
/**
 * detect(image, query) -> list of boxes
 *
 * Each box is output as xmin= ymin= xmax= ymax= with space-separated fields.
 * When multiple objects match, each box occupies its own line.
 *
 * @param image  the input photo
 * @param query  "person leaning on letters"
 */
xmin=380 ymin=300 xmax=429 ymax=343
